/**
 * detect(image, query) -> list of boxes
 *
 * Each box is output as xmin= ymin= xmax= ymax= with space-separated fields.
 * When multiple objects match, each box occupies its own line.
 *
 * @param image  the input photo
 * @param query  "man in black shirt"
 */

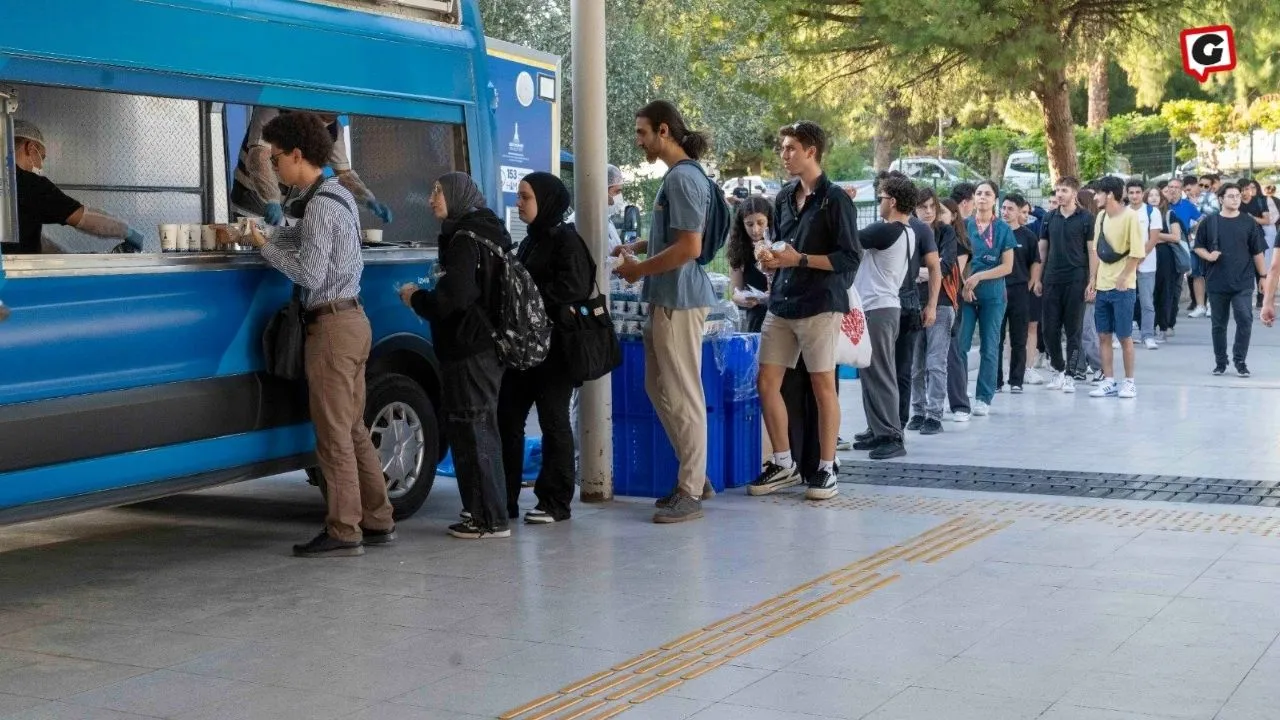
xmin=1036 ymin=176 xmax=1096 ymax=394
xmin=7 ymin=120 xmax=144 ymax=255
xmin=997 ymin=193 xmax=1041 ymax=392
xmin=1196 ymin=183 xmax=1267 ymax=377
xmin=750 ymin=121 xmax=860 ymax=500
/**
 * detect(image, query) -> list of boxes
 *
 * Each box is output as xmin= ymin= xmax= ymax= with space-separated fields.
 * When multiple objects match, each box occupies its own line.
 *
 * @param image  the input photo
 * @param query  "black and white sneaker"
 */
xmin=1213 ymin=365 xmax=1227 ymax=376
xmin=524 ymin=507 xmax=558 ymax=524
xmin=459 ymin=510 xmax=472 ymax=520
xmin=804 ymin=469 xmax=839 ymax=501
xmin=1237 ymin=363 xmax=1252 ymax=378
xmin=448 ymin=520 xmax=511 ymax=539
xmin=748 ymin=461 xmax=802 ymax=496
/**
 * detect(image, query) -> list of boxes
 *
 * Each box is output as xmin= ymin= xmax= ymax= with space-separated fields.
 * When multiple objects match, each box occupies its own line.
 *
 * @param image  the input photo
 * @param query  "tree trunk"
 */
xmin=1087 ymin=53 xmax=1109 ymax=131
xmin=873 ymin=131 xmax=893 ymax=172
xmin=872 ymin=90 xmax=909 ymax=171
xmin=989 ymin=147 xmax=1009 ymax=184
xmin=1035 ymin=64 xmax=1080 ymax=182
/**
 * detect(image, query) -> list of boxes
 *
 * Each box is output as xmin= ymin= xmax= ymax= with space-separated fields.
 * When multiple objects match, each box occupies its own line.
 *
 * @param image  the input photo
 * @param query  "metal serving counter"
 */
xmin=2 ymin=246 xmax=437 ymax=278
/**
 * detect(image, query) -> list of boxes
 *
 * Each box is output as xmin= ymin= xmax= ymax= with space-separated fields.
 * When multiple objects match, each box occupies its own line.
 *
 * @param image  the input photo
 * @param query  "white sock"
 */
xmin=1124 ymin=377 xmax=1134 ymax=383
xmin=1105 ymin=377 xmax=1115 ymax=384
xmin=818 ymin=459 xmax=835 ymax=474
xmin=773 ymin=451 xmax=794 ymax=468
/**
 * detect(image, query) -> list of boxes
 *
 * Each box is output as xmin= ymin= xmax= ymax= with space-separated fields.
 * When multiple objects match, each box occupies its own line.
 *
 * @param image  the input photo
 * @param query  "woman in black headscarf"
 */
xmin=401 ymin=171 xmax=513 ymax=539
xmin=497 ymin=172 xmax=594 ymax=523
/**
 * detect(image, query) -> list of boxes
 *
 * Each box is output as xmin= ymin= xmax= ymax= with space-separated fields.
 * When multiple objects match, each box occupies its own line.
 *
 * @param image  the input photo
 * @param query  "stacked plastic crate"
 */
xmin=610 ymin=333 xmax=762 ymax=497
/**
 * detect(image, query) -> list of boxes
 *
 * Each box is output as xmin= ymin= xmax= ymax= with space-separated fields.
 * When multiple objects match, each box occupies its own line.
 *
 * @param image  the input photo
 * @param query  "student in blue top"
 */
xmin=957 ymin=181 xmax=1017 ymax=416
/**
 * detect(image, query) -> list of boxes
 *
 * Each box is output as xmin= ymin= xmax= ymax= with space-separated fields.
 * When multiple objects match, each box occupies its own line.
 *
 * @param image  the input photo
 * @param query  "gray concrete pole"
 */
xmin=572 ymin=0 xmax=613 ymax=502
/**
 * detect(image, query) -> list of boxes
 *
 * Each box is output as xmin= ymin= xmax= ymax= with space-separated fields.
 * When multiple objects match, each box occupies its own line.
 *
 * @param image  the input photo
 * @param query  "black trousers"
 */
xmin=1154 ymin=245 xmax=1183 ymax=332
xmin=946 ymin=317 xmax=969 ymax=414
xmin=997 ymin=283 xmax=1030 ymax=388
xmin=896 ymin=325 xmax=920 ymax=425
xmin=442 ymin=350 xmax=507 ymax=531
xmin=783 ymin=358 xmax=822 ymax=478
xmin=1041 ymin=278 xmax=1087 ymax=374
xmin=1209 ymin=290 xmax=1254 ymax=367
xmin=497 ymin=364 xmax=575 ymax=521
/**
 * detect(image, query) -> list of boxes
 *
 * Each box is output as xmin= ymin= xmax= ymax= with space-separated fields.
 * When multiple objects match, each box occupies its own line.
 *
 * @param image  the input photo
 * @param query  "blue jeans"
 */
xmin=958 ymin=280 xmax=1007 ymax=405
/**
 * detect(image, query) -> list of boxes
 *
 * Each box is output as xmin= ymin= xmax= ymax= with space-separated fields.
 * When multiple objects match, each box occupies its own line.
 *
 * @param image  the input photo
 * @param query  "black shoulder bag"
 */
xmin=1095 ymin=214 xmax=1129 ymax=265
xmin=262 ymin=189 xmax=358 ymax=381
xmin=556 ymin=235 xmax=622 ymax=386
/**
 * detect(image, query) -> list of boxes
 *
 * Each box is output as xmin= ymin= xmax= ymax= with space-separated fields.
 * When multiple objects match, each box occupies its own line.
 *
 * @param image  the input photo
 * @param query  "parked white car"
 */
xmin=721 ymin=175 xmax=782 ymax=202
xmin=888 ymin=157 xmax=985 ymax=187
xmin=1004 ymin=150 xmax=1133 ymax=191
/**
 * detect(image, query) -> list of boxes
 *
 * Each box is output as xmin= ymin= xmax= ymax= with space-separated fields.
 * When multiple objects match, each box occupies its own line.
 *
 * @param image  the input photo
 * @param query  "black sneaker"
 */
xmin=920 ymin=418 xmax=943 ymax=435
xmin=748 ymin=461 xmax=802 ymax=496
xmin=653 ymin=492 xmax=704 ymax=523
xmin=293 ymin=531 xmax=363 ymax=558
xmin=869 ymin=439 xmax=906 ymax=460
xmin=1237 ymin=363 xmax=1251 ymax=378
xmin=804 ymin=469 xmax=838 ymax=501
xmin=905 ymin=415 xmax=925 ymax=432
xmin=1010 ymin=385 xmax=1023 ymax=394
xmin=361 ymin=526 xmax=397 ymax=546
xmin=1213 ymin=365 xmax=1227 ymax=376
xmin=853 ymin=428 xmax=874 ymax=443
xmin=654 ymin=490 xmax=677 ymax=508
xmin=448 ymin=520 xmax=511 ymax=539
xmin=853 ymin=435 xmax=885 ymax=451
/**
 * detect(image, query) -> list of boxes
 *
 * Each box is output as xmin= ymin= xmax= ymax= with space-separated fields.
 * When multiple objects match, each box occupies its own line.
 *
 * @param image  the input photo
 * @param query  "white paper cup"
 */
xmin=201 ymin=225 xmax=218 ymax=251
xmin=364 ymin=229 xmax=383 ymax=244
xmin=611 ymin=300 xmax=625 ymax=316
xmin=639 ymin=302 xmax=650 ymax=316
xmin=159 ymin=224 xmax=179 ymax=252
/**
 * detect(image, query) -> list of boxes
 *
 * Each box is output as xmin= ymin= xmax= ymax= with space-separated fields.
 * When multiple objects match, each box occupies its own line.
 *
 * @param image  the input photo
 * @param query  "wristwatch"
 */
xmin=798 ymin=253 xmax=809 ymax=269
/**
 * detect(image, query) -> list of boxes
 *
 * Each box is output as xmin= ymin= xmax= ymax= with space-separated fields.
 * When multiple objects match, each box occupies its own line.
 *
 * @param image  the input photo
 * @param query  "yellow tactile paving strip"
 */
xmin=770 ymin=492 xmax=1280 ymax=537
xmin=497 ymin=517 xmax=1008 ymax=720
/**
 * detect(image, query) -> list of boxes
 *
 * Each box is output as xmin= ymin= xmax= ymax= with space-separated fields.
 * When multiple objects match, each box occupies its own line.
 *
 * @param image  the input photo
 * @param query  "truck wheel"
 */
xmin=306 ymin=372 xmax=440 ymax=520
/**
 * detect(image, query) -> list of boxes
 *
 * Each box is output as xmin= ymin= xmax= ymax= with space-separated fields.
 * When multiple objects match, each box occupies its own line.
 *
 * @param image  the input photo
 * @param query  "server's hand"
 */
xmin=366 ymin=200 xmax=394 ymax=224
xmin=264 ymin=202 xmax=284 ymax=226
xmin=124 ymin=228 xmax=145 ymax=251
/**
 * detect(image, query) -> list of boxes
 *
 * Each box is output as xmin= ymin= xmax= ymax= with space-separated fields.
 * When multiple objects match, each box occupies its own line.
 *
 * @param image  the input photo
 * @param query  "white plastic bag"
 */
xmin=834 ymin=282 xmax=872 ymax=369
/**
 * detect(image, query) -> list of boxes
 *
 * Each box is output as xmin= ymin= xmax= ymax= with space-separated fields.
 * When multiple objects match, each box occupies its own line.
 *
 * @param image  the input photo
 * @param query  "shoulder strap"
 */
xmin=570 ymin=231 xmax=604 ymax=298
xmin=316 ymin=190 xmax=357 ymax=221
xmin=460 ymin=229 xmax=508 ymax=259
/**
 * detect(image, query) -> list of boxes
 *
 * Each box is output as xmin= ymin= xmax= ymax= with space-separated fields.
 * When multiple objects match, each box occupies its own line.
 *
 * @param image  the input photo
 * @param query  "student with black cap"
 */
xmin=497 ymin=172 xmax=594 ymax=524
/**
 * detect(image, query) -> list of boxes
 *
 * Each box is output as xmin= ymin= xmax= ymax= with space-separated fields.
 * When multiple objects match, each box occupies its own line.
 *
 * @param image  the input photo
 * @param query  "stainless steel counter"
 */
xmin=2 ymin=247 xmax=438 ymax=278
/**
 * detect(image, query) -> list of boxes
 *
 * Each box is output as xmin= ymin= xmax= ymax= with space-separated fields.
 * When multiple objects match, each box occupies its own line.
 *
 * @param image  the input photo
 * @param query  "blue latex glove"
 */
xmin=124 ymin=228 xmax=145 ymax=251
xmin=264 ymin=202 xmax=284 ymax=226
xmin=366 ymin=200 xmax=393 ymax=224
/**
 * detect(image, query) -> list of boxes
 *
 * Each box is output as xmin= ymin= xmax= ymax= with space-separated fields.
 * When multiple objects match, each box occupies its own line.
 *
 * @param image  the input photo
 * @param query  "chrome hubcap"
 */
xmin=370 ymin=401 xmax=425 ymax=499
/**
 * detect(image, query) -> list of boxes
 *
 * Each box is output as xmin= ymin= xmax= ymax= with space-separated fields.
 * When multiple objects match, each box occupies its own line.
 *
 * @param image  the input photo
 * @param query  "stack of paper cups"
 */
xmin=159 ymin=224 xmax=179 ymax=252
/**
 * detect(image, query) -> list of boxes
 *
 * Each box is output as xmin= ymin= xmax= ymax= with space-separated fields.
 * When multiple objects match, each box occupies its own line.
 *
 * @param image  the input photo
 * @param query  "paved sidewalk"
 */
xmin=840 ymin=313 xmax=1280 ymax=480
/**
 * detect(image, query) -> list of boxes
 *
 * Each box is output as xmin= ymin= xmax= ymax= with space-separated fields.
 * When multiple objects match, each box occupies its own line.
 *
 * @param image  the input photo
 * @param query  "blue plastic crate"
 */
xmin=711 ymin=333 xmax=760 ymax=403
xmin=612 ymin=335 xmax=759 ymax=417
xmin=613 ymin=411 xmax=726 ymax=498
xmin=723 ymin=398 xmax=763 ymax=489
xmin=437 ymin=437 xmax=541 ymax=481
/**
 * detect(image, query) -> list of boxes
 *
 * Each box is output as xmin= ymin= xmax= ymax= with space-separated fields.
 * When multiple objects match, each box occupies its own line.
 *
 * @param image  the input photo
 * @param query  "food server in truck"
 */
xmin=229 ymin=107 xmax=394 ymax=227
xmin=5 ymin=120 xmax=145 ymax=255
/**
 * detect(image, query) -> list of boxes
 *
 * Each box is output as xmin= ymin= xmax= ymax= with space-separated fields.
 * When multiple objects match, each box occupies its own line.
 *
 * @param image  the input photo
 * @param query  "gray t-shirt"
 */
xmin=642 ymin=162 xmax=716 ymax=309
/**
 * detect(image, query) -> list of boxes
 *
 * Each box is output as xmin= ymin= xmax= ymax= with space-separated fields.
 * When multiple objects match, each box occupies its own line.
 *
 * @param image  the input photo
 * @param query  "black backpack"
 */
xmin=664 ymin=160 xmax=731 ymax=265
xmin=460 ymin=230 xmax=552 ymax=370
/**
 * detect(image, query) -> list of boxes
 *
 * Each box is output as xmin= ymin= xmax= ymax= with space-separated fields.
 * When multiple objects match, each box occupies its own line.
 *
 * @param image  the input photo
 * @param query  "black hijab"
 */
xmin=522 ymin=172 xmax=572 ymax=236
xmin=437 ymin=172 xmax=487 ymax=221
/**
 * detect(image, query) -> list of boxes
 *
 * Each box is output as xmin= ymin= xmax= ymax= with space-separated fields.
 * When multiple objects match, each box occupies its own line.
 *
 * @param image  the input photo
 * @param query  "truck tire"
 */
xmin=306 ymin=372 xmax=440 ymax=520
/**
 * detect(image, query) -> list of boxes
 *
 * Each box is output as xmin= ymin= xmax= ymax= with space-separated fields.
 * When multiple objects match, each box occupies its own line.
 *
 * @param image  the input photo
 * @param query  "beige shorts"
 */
xmin=759 ymin=311 xmax=841 ymax=373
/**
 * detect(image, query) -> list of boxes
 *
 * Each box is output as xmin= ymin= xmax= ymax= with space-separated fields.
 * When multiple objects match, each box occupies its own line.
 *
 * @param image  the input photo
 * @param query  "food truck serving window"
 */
xmin=3 ymin=83 xmax=469 ymax=264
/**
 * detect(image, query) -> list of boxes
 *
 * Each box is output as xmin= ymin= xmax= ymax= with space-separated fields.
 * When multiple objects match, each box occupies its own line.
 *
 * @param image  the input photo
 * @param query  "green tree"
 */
xmin=773 ymin=0 xmax=1169 ymax=182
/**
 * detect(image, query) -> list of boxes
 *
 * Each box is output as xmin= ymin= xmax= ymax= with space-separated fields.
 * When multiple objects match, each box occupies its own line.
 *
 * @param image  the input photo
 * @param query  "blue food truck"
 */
xmin=0 ymin=0 xmax=559 ymax=524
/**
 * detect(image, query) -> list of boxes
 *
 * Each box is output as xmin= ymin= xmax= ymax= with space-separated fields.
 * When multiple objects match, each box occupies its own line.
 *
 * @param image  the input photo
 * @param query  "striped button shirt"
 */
xmin=259 ymin=177 xmax=364 ymax=309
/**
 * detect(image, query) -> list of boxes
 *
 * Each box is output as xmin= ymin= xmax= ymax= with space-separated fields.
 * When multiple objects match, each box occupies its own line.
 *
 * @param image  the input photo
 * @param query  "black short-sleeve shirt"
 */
xmin=11 ymin=167 xmax=82 ymax=254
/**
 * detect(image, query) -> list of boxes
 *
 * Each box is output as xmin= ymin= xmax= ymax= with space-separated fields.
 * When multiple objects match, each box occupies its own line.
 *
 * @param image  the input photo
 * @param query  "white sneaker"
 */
xmin=949 ymin=411 xmax=971 ymax=423
xmin=1047 ymin=372 xmax=1065 ymax=391
xmin=1118 ymin=380 xmax=1137 ymax=398
xmin=972 ymin=401 xmax=990 ymax=417
xmin=1112 ymin=338 xmax=1122 ymax=350
xmin=1062 ymin=376 xmax=1076 ymax=394
xmin=1090 ymin=380 xmax=1119 ymax=398
xmin=1025 ymin=368 xmax=1045 ymax=385
xmin=1144 ymin=337 xmax=1159 ymax=350
xmin=1188 ymin=307 xmax=1206 ymax=318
